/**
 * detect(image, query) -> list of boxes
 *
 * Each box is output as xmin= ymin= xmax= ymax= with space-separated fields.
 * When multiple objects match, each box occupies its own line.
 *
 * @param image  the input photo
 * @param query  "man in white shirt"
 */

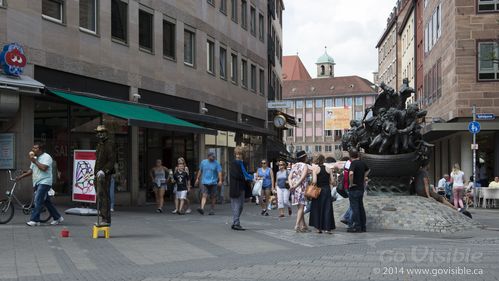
xmin=437 ymin=174 xmax=451 ymax=200
xmin=489 ymin=177 xmax=499 ymax=188
xmin=16 ymin=143 xmax=63 ymax=226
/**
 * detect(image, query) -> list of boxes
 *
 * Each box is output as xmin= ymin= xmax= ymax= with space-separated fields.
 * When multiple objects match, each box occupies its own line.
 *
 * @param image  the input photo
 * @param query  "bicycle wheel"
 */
xmin=39 ymin=206 xmax=51 ymax=223
xmin=0 ymin=199 xmax=14 ymax=224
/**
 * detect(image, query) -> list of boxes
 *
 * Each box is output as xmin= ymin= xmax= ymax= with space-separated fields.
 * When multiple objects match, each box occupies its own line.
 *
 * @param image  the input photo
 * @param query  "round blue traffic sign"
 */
xmin=468 ymin=121 xmax=480 ymax=134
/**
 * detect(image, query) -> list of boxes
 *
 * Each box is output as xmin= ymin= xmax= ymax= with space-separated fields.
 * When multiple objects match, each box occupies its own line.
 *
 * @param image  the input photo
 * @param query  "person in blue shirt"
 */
xmin=16 ymin=143 xmax=63 ymax=226
xmin=195 ymin=152 xmax=223 ymax=215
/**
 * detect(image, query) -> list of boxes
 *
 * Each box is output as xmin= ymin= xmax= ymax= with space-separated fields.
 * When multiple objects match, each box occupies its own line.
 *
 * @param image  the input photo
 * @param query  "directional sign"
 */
xmin=476 ymin=113 xmax=495 ymax=120
xmin=468 ymin=121 xmax=480 ymax=134
xmin=267 ymin=101 xmax=291 ymax=109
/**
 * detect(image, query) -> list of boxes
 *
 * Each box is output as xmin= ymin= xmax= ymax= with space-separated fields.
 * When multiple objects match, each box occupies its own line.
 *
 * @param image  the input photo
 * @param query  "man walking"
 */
xmin=17 ymin=143 xmax=63 ymax=226
xmin=94 ymin=125 xmax=115 ymax=226
xmin=347 ymin=149 xmax=369 ymax=233
xmin=195 ymin=152 xmax=223 ymax=215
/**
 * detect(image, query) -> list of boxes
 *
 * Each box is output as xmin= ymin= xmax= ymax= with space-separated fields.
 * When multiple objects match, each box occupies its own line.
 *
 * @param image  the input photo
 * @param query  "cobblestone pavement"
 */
xmin=1 ymin=201 xmax=499 ymax=281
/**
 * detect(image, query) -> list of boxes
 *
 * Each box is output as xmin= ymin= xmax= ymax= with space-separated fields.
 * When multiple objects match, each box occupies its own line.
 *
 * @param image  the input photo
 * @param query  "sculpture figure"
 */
xmin=94 ymin=125 xmax=116 ymax=226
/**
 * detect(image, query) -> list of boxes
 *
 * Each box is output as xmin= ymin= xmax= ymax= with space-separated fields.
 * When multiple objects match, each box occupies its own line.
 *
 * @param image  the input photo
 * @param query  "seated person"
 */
xmin=488 ymin=177 xmax=499 ymax=188
xmin=415 ymin=164 xmax=455 ymax=209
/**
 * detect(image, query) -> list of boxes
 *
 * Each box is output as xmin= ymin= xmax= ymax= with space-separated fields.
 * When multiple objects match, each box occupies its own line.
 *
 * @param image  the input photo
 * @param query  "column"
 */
xmin=460 ymin=133 xmax=472 ymax=181
xmin=494 ymin=132 xmax=499 ymax=178
xmin=129 ymin=87 xmax=141 ymax=206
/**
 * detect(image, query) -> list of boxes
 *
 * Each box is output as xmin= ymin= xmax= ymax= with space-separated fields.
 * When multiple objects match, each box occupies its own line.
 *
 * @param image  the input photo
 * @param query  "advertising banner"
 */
xmin=72 ymin=150 xmax=97 ymax=203
xmin=324 ymin=107 xmax=352 ymax=130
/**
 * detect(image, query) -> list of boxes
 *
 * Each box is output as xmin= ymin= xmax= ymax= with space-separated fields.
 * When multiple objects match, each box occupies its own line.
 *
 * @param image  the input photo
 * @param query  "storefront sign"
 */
xmin=325 ymin=107 xmax=352 ymax=130
xmin=0 ymin=133 xmax=15 ymax=169
xmin=72 ymin=150 xmax=97 ymax=203
xmin=0 ymin=43 xmax=27 ymax=77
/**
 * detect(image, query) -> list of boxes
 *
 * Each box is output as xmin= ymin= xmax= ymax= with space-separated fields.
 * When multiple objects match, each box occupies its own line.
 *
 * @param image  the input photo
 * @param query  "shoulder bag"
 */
xmin=305 ymin=183 xmax=321 ymax=199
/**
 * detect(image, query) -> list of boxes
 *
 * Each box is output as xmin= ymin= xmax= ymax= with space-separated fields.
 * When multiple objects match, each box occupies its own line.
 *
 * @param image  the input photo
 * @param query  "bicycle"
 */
xmin=0 ymin=170 xmax=51 ymax=224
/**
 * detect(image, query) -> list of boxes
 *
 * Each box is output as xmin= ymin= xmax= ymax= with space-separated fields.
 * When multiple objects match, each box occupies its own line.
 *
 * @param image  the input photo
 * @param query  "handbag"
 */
xmin=336 ymin=173 xmax=348 ymax=198
xmin=252 ymin=179 xmax=263 ymax=196
xmin=305 ymin=183 xmax=321 ymax=199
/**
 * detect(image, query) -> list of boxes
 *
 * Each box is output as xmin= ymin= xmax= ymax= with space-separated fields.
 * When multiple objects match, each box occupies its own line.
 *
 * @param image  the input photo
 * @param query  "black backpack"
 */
xmin=336 ymin=172 xmax=349 ymax=198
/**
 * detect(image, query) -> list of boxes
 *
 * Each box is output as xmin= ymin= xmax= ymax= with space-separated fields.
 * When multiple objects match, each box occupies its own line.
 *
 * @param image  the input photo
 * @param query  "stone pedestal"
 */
xmin=334 ymin=195 xmax=482 ymax=233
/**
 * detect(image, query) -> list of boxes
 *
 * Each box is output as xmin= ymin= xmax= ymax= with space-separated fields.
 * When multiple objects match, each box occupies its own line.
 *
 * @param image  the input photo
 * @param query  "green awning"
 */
xmin=50 ymin=90 xmax=216 ymax=135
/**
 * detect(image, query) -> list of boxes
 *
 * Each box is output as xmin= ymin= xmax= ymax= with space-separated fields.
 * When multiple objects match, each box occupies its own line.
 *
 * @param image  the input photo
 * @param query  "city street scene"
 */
xmin=0 ymin=0 xmax=499 ymax=280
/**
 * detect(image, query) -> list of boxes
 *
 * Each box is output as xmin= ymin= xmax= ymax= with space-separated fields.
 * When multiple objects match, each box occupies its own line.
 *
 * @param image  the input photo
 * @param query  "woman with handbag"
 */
xmin=275 ymin=160 xmax=292 ymax=218
xmin=308 ymin=154 xmax=336 ymax=234
xmin=288 ymin=150 xmax=310 ymax=233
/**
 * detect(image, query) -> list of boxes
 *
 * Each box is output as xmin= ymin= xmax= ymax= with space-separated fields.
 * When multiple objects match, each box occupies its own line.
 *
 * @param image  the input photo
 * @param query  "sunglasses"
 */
xmin=261 ymin=162 xmax=267 ymax=164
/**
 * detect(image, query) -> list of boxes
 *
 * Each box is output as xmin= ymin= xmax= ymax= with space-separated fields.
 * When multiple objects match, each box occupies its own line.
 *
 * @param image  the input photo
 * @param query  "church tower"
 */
xmin=316 ymin=47 xmax=335 ymax=78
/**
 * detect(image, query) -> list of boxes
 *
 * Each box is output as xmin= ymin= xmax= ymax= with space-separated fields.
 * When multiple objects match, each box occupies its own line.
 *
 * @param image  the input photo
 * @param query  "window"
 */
xmin=231 ymin=0 xmax=238 ymax=22
xmin=355 ymin=111 xmax=363 ymax=120
xmin=478 ymin=0 xmax=499 ymax=12
xmin=241 ymin=0 xmax=247 ymax=29
xmin=315 ymin=127 xmax=323 ymax=137
xmin=315 ymin=145 xmax=322 ymax=152
xmin=296 ymin=145 xmax=302 ymax=151
xmin=0 ymin=0 xmax=4 ymax=7
xmin=258 ymin=13 xmax=264 ymax=41
xmin=325 ymin=99 xmax=333 ymax=107
xmin=42 ymin=0 xmax=64 ymax=23
xmin=259 ymin=69 xmax=265 ymax=94
xmin=345 ymin=98 xmax=352 ymax=107
xmin=111 ymin=0 xmax=128 ymax=43
xmin=250 ymin=64 xmax=256 ymax=91
xmin=424 ymin=4 xmax=442 ymax=53
xmin=316 ymin=99 xmax=323 ymax=108
xmin=184 ymin=29 xmax=195 ymax=66
xmin=355 ymin=97 xmax=363 ymax=105
xmin=305 ymin=129 xmax=312 ymax=137
xmin=250 ymin=6 xmax=256 ymax=36
xmin=163 ymin=18 xmax=176 ymax=59
xmin=139 ymin=9 xmax=154 ymax=51
xmin=220 ymin=0 xmax=227 ymax=14
xmin=220 ymin=46 xmax=227 ymax=79
xmin=80 ymin=0 xmax=97 ymax=33
xmin=325 ymin=130 xmax=332 ymax=137
xmin=335 ymin=98 xmax=344 ymax=107
xmin=204 ymin=40 xmax=215 ymax=74
xmin=287 ymin=129 xmax=294 ymax=137
xmin=207 ymin=0 xmax=215 ymax=6
xmin=478 ymin=41 xmax=499 ymax=81
xmin=325 ymin=145 xmax=332 ymax=152
xmin=296 ymin=100 xmax=303 ymax=108
xmin=305 ymin=100 xmax=313 ymax=108
xmin=241 ymin=59 xmax=248 ymax=88
xmin=231 ymin=53 xmax=238 ymax=83
xmin=334 ymin=130 xmax=343 ymax=138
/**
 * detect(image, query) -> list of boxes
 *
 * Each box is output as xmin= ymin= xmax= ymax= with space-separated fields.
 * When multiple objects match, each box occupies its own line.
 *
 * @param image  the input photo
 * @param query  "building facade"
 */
xmin=397 ymin=0 xmax=416 ymax=105
xmin=0 ymin=0 xmax=279 ymax=205
xmin=421 ymin=0 xmax=499 ymax=183
xmin=376 ymin=8 xmax=398 ymax=89
xmin=282 ymin=54 xmax=377 ymax=159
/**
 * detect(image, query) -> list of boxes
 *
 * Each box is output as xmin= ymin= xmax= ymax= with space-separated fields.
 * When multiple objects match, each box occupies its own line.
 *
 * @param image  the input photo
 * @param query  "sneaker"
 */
xmin=156 ymin=209 xmax=162 ymax=213
xmin=264 ymin=211 xmax=269 ymax=217
xmin=208 ymin=210 xmax=215 ymax=215
xmin=50 ymin=217 xmax=64 ymax=225
xmin=26 ymin=221 xmax=40 ymax=226
xmin=110 ymin=208 xmax=115 ymax=212
xmin=171 ymin=209 xmax=178 ymax=214
xmin=185 ymin=208 xmax=192 ymax=214
xmin=197 ymin=208 xmax=205 ymax=215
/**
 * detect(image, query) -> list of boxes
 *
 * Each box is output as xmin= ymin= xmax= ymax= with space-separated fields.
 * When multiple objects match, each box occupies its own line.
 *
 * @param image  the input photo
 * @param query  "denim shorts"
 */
xmin=201 ymin=184 xmax=218 ymax=196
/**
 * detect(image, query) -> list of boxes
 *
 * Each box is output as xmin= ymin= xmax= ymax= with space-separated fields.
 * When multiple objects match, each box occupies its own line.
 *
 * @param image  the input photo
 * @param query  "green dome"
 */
xmin=316 ymin=49 xmax=335 ymax=64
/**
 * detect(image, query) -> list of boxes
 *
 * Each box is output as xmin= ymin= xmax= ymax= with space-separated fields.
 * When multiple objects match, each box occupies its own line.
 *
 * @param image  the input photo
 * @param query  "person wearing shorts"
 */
xmin=150 ymin=159 xmax=170 ymax=213
xmin=174 ymin=163 xmax=191 ymax=215
xmin=195 ymin=152 xmax=223 ymax=215
xmin=256 ymin=159 xmax=275 ymax=216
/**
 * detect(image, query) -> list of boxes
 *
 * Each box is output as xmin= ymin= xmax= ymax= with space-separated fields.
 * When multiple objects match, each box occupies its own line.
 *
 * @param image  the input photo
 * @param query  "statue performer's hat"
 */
xmin=95 ymin=125 xmax=108 ymax=132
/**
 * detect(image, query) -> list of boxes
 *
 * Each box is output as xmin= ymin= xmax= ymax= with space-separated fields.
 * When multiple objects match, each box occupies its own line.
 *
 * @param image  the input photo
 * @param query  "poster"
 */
xmin=0 ymin=133 xmax=15 ymax=169
xmin=72 ymin=150 xmax=97 ymax=203
xmin=324 ymin=107 xmax=352 ymax=130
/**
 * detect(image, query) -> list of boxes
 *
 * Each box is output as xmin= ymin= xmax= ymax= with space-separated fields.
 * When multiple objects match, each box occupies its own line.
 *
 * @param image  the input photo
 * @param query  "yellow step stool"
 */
xmin=92 ymin=225 xmax=110 ymax=239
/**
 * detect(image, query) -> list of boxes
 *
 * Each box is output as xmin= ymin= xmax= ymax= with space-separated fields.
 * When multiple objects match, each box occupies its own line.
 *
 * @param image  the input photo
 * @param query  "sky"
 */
xmin=283 ymin=0 xmax=397 ymax=82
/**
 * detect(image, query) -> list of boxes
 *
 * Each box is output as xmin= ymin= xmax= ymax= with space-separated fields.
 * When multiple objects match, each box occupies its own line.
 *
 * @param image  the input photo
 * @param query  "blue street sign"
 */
xmin=476 ymin=113 xmax=495 ymax=120
xmin=468 ymin=121 xmax=480 ymax=134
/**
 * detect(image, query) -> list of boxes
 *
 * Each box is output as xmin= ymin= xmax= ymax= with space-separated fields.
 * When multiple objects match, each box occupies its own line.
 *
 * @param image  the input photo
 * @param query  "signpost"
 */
xmin=471 ymin=106 xmax=478 ymax=205
xmin=476 ymin=113 xmax=495 ymax=120
xmin=267 ymin=101 xmax=291 ymax=109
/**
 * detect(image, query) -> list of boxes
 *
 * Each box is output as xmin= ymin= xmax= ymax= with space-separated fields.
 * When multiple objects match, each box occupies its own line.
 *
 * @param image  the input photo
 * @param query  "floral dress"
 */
xmin=290 ymin=162 xmax=308 ymax=206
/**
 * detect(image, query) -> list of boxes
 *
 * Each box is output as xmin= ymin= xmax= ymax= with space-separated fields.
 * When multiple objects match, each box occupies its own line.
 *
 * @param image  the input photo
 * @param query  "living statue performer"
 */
xmin=94 ymin=125 xmax=115 ymax=226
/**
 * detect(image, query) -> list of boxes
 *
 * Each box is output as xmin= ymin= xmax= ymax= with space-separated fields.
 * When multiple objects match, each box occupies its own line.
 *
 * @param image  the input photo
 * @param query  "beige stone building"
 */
xmin=421 ymin=0 xmax=499 ymax=183
xmin=0 ymin=0 xmax=283 ymax=205
xmin=397 ymin=0 xmax=416 ymax=105
xmin=376 ymin=8 xmax=398 ymax=89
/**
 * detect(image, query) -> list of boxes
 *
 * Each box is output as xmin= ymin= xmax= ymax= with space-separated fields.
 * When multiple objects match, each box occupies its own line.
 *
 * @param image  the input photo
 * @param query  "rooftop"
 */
xmin=282 ymin=55 xmax=312 ymax=81
xmin=283 ymin=76 xmax=377 ymax=99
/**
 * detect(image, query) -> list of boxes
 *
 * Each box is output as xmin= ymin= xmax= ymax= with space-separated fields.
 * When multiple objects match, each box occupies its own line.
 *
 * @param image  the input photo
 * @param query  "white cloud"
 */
xmin=283 ymin=0 xmax=397 ymax=82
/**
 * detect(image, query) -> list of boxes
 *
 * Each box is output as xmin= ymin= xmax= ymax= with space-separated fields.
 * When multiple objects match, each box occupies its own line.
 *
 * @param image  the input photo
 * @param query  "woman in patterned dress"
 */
xmin=288 ymin=150 xmax=310 ymax=232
